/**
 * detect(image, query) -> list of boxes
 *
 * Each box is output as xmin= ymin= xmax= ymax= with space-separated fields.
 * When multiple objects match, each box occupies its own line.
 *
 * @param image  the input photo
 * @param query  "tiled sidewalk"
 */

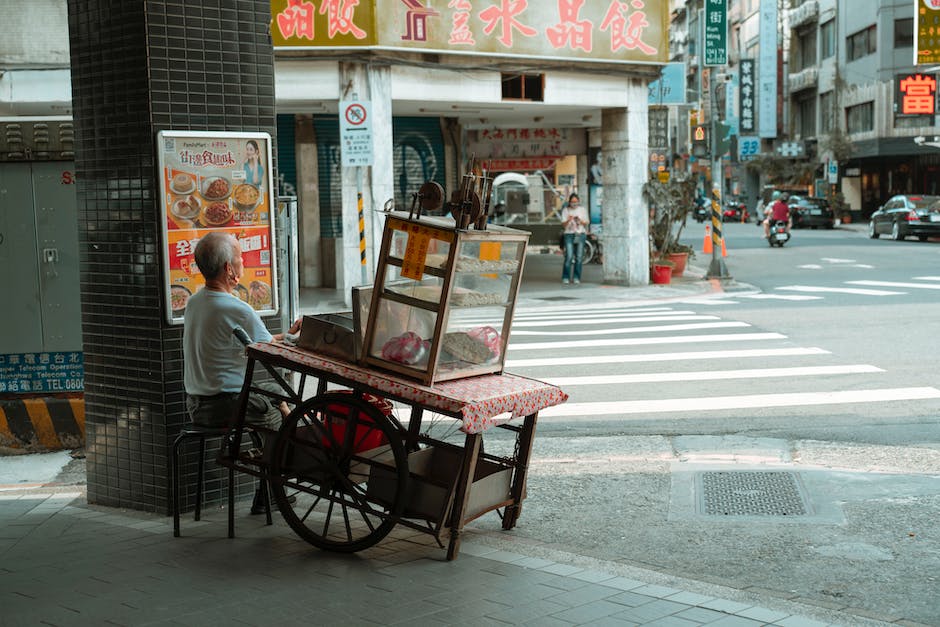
xmin=0 ymin=491 xmax=882 ymax=627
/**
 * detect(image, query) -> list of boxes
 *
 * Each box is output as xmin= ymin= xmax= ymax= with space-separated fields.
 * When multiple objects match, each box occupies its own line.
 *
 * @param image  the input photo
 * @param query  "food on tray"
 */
xmin=233 ymin=183 xmax=261 ymax=210
xmin=248 ymin=280 xmax=271 ymax=308
xmin=171 ymin=194 xmax=200 ymax=220
xmin=203 ymin=201 xmax=233 ymax=226
xmin=170 ymin=285 xmax=191 ymax=312
xmin=381 ymin=331 xmax=430 ymax=366
xmin=201 ymin=176 xmax=231 ymax=200
xmin=455 ymin=256 xmax=519 ymax=273
xmin=170 ymin=173 xmax=194 ymax=194
xmin=442 ymin=326 xmax=500 ymax=364
xmin=424 ymin=253 xmax=448 ymax=268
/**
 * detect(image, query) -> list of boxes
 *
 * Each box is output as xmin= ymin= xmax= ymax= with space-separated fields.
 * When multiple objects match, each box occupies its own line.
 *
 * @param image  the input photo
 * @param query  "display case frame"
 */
xmin=361 ymin=211 xmax=529 ymax=385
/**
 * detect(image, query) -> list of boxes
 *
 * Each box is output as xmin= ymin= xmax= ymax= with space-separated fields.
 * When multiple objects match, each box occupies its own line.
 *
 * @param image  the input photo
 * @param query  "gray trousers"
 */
xmin=186 ymin=382 xmax=283 ymax=431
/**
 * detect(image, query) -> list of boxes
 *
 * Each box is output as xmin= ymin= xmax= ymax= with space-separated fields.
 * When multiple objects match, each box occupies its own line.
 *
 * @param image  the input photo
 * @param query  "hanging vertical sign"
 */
xmin=648 ymin=106 xmax=669 ymax=149
xmin=758 ymin=0 xmax=778 ymax=138
xmin=704 ymin=0 xmax=728 ymax=66
xmin=739 ymin=59 xmax=756 ymax=132
xmin=896 ymin=72 xmax=937 ymax=116
xmin=916 ymin=0 xmax=940 ymax=65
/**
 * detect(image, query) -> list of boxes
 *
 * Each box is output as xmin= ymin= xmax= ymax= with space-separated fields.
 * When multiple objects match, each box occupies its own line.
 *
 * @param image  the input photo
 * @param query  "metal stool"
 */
xmin=171 ymin=424 xmax=271 ymax=538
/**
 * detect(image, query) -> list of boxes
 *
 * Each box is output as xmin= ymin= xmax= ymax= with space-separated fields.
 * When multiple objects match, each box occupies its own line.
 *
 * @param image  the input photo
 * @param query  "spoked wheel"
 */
xmin=269 ymin=392 xmax=408 ymax=552
xmin=580 ymin=238 xmax=596 ymax=264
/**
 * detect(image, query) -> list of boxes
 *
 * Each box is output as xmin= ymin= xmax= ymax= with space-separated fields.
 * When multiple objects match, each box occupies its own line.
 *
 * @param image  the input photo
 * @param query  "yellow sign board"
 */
xmin=916 ymin=1 xmax=940 ymax=65
xmin=270 ymin=0 xmax=668 ymax=64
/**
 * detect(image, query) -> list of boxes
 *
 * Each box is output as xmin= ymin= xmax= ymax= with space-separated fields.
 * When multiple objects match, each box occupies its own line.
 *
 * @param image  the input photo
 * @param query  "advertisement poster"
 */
xmin=157 ymin=131 xmax=278 ymax=324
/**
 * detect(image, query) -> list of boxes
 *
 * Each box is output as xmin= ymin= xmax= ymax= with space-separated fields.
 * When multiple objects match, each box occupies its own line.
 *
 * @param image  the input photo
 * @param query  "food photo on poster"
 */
xmin=157 ymin=131 xmax=277 ymax=324
xmin=164 ymin=226 xmax=275 ymax=320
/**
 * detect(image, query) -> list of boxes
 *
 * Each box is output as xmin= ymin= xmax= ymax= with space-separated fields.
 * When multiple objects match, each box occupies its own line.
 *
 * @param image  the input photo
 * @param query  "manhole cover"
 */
xmin=696 ymin=471 xmax=809 ymax=516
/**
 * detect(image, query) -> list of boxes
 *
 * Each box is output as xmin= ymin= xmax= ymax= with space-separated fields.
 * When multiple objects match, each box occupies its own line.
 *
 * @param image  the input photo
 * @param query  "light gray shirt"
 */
xmin=183 ymin=288 xmax=273 ymax=395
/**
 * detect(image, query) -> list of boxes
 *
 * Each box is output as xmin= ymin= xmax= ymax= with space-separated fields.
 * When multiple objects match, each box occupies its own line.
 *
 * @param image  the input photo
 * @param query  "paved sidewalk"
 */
xmin=0 ymin=484 xmax=886 ymax=627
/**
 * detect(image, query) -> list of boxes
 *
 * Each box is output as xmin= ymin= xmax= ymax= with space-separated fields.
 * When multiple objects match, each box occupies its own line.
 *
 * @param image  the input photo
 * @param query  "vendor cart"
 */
xmin=216 ymin=340 xmax=567 ymax=560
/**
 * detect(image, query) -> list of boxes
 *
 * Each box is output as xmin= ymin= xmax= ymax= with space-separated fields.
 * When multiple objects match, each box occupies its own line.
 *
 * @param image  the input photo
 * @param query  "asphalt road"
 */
xmin=480 ymin=224 xmax=940 ymax=625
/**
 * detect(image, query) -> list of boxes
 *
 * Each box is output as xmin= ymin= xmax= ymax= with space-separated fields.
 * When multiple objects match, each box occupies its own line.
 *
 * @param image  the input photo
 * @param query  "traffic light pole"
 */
xmin=706 ymin=80 xmax=731 ymax=280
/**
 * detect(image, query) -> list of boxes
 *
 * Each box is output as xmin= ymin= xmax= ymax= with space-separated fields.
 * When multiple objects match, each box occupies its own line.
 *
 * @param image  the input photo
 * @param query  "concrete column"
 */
xmin=368 ymin=64 xmax=394 ymax=278
xmin=601 ymin=80 xmax=650 ymax=285
xmin=295 ymin=114 xmax=322 ymax=288
xmin=66 ymin=0 xmax=278 ymax=511
xmin=337 ymin=63 xmax=371 ymax=302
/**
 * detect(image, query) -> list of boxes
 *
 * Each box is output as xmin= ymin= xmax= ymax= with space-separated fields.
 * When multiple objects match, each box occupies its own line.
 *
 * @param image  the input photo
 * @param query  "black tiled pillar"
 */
xmin=66 ymin=0 xmax=278 ymax=511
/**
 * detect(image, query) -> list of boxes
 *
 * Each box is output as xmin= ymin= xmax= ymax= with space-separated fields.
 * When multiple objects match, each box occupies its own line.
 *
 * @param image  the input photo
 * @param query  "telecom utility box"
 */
xmin=0 ymin=160 xmax=83 ymax=394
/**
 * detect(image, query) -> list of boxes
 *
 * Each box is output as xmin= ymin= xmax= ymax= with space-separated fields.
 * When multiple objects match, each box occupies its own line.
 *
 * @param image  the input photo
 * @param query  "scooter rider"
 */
xmin=763 ymin=192 xmax=791 ymax=238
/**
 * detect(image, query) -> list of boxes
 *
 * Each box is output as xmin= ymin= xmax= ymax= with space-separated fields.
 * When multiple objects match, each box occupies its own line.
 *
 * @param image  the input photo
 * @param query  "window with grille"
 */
xmin=895 ymin=18 xmax=913 ymax=49
xmin=820 ymin=20 xmax=835 ymax=59
xmin=819 ymin=91 xmax=834 ymax=134
xmin=847 ymin=25 xmax=876 ymax=62
xmin=846 ymin=101 xmax=874 ymax=133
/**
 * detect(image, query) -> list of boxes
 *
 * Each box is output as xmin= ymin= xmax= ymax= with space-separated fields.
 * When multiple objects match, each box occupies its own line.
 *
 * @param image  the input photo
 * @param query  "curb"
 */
xmin=0 ymin=395 xmax=85 ymax=451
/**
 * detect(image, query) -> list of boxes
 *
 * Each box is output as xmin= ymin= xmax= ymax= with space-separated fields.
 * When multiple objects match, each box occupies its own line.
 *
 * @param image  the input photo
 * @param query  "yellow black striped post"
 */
xmin=358 ymin=190 xmax=367 ymax=283
xmin=0 ymin=395 xmax=85 ymax=450
xmin=706 ymin=187 xmax=730 ymax=278
xmin=710 ymin=196 xmax=723 ymax=251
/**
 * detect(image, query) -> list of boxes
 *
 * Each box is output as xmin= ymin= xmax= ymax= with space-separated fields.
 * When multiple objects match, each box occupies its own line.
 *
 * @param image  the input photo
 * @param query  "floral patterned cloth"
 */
xmin=249 ymin=342 xmax=568 ymax=434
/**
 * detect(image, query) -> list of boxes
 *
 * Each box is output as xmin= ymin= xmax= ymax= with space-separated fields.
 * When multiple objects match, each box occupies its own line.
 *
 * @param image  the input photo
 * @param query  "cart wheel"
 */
xmin=270 ymin=392 xmax=408 ymax=552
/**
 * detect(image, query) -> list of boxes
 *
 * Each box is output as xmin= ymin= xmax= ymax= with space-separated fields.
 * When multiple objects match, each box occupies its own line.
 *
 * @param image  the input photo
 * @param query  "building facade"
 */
xmin=666 ymin=0 xmax=940 ymax=221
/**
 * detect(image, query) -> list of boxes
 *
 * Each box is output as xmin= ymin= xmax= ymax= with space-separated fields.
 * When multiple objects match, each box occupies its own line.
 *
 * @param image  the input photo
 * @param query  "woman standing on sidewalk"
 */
xmin=561 ymin=193 xmax=589 ymax=284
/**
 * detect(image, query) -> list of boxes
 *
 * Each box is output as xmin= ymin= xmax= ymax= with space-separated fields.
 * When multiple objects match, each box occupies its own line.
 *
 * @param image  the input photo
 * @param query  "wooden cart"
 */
xmin=218 ymin=341 xmax=567 ymax=560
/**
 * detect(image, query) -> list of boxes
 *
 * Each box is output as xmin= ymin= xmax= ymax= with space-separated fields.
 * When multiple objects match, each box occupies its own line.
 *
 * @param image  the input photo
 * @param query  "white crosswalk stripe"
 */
xmin=737 ymin=293 xmax=822 ymax=300
xmin=539 ymin=388 xmax=940 ymax=418
xmin=505 ymin=347 xmax=829 ymax=367
xmin=542 ymin=364 xmax=883 ymax=386
xmin=847 ymin=280 xmax=940 ymax=290
xmin=776 ymin=285 xmax=904 ymax=296
xmin=511 ymin=321 xmax=749 ymax=337
xmin=509 ymin=332 xmax=786 ymax=351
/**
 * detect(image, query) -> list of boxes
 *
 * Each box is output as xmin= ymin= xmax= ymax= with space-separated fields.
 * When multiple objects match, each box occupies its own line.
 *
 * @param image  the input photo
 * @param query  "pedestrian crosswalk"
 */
xmin=682 ymin=275 xmax=940 ymax=302
xmin=504 ymin=301 xmax=940 ymax=421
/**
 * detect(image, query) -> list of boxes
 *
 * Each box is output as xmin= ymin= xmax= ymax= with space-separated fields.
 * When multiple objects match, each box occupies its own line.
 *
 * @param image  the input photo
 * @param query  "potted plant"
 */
xmin=644 ymin=175 xmax=696 ymax=277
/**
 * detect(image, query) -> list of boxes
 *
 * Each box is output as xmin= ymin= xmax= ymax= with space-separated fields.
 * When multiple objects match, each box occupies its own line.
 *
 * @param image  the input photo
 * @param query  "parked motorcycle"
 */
xmin=581 ymin=232 xmax=603 ymax=264
xmin=722 ymin=199 xmax=749 ymax=222
xmin=768 ymin=220 xmax=791 ymax=247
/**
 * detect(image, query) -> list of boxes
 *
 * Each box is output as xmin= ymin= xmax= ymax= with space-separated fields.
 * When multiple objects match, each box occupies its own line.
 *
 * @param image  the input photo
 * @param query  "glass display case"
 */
xmin=361 ymin=212 xmax=529 ymax=385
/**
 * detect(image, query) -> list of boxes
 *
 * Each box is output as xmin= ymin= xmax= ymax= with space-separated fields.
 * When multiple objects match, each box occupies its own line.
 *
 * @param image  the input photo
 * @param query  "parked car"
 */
xmin=869 ymin=194 xmax=940 ymax=241
xmin=788 ymin=196 xmax=834 ymax=229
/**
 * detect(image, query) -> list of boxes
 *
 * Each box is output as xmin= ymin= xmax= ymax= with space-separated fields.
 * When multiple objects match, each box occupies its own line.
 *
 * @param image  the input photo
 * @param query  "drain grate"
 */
xmin=697 ymin=471 xmax=809 ymax=517
xmin=536 ymin=296 xmax=578 ymax=301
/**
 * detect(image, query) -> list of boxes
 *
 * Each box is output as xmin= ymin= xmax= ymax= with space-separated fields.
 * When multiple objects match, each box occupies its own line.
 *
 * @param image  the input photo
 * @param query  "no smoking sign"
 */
xmin=339 ymin=100 xmax=373 ymax=167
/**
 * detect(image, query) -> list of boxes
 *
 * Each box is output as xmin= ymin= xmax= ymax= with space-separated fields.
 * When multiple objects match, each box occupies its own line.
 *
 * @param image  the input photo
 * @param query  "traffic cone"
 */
xmin=721 ymin=236 xmax=727 ymax=257
xmin=702 ymin=224 xmax=713 ymax=254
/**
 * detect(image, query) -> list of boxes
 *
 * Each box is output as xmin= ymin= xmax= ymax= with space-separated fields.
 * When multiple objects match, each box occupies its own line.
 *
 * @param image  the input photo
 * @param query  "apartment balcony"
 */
xmin=789 ymin=0 xmax=819 ymax=29
xmin=788 ymin=67 xmax=818 ymax=93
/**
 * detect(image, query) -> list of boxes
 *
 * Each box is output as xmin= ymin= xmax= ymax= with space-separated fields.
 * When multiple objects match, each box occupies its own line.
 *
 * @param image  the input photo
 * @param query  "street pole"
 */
xmin=706 ymin=80 xmax=731 ymax=279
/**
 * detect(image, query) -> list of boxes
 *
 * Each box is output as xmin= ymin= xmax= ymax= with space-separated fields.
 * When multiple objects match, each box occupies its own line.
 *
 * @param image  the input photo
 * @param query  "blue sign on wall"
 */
xmin=648 ymin=62 xmax=687 ymax=105
xmin=0 ymin=352 xmax=84 ymax=394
